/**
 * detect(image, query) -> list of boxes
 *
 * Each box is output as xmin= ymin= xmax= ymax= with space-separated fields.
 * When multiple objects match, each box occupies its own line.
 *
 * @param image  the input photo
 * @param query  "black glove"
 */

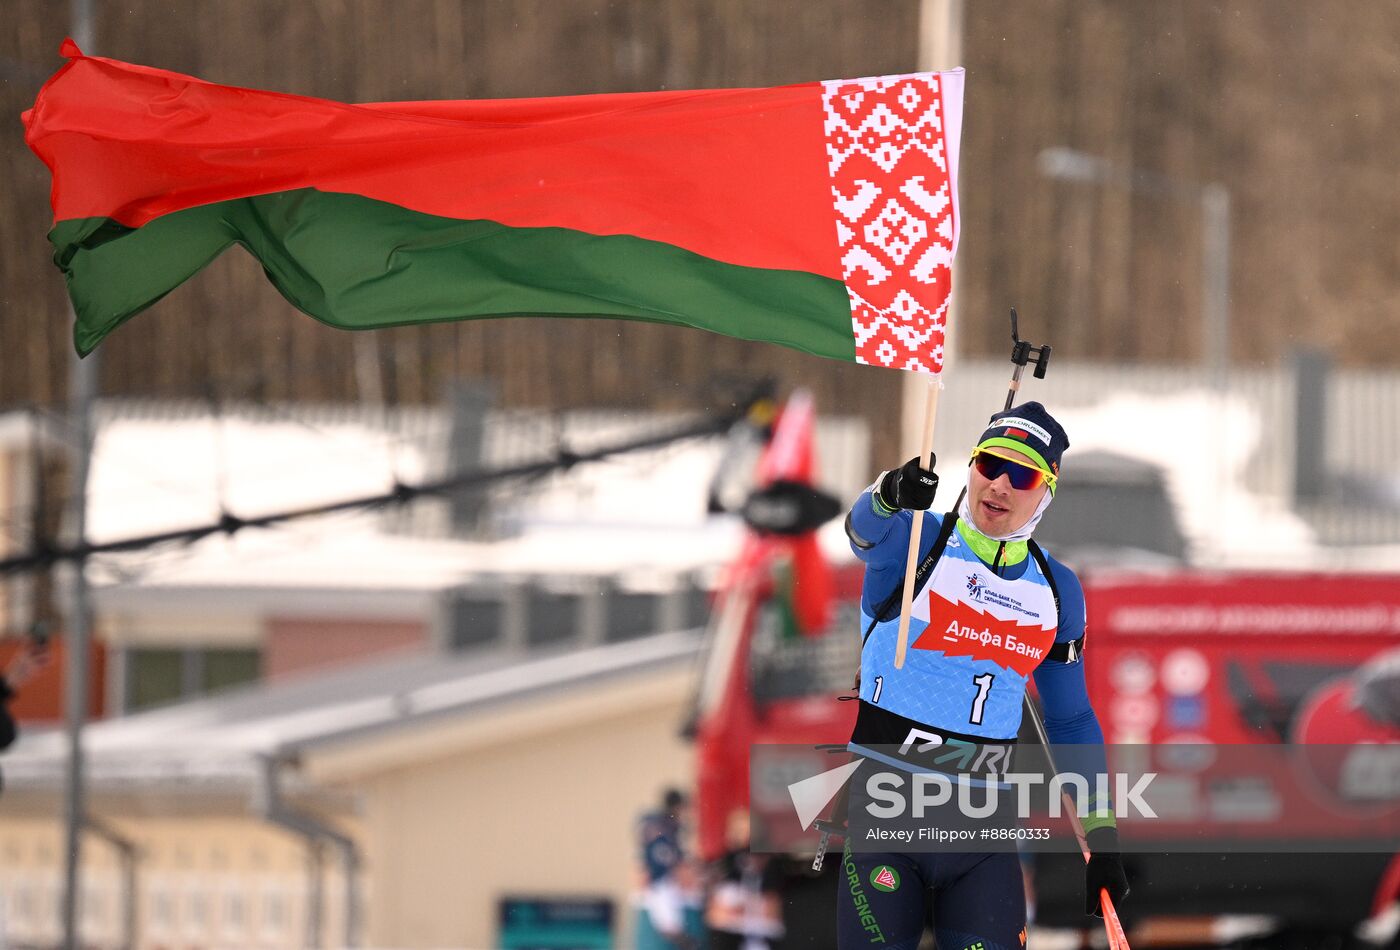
xmin=876 ymin=456 xmax=939 ymax=511
xmin=1084 ymin=826 xmax=1129 ymax=917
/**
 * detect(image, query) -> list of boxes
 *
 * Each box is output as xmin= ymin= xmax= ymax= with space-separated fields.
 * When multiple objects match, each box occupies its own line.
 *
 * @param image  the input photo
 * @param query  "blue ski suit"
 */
xmin=836 ymin=490 xmax=1111 ymax=950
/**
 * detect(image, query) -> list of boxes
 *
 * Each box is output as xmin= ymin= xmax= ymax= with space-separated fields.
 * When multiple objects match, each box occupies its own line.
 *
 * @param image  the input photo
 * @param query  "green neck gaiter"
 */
xmin=956 ymin=517 xmax=1029 ymax=570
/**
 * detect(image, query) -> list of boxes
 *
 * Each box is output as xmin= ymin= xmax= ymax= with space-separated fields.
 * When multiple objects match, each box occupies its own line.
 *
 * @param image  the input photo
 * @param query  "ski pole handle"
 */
xmin=811 ymin=829 xmax=831 ymax=872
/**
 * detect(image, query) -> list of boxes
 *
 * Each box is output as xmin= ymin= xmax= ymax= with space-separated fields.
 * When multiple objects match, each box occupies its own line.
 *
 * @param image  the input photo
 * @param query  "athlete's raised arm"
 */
xmin=845 ymin=457 xmax=940 ymax=612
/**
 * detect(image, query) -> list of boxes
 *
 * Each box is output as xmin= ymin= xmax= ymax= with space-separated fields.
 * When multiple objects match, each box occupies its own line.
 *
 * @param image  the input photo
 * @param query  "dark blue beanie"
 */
xmin=975 ymin=402 xmax=1070 ymax=487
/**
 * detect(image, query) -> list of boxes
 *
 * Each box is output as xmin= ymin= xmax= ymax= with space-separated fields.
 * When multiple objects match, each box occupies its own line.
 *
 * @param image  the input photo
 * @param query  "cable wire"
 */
xmin=0 ymin=397 xmax=760 ymax=576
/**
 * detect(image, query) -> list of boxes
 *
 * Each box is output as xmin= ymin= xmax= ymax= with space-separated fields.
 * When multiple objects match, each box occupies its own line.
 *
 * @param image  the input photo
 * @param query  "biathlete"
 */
xmin=837 ymin=402 xmax=1129 ymax=950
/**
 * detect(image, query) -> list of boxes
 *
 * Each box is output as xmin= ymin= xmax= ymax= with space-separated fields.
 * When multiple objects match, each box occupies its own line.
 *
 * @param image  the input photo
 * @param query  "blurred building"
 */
xmin=1 ymin=632 xmax=698 ymax=948
xmin=0 ymin=394 xmax=870 ymax=947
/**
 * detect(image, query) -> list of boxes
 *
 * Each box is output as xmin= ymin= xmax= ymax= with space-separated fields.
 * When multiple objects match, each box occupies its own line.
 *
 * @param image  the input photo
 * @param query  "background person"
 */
xmin=0 ymin=637 xmax=49 ymax=758
xmin=0 ymin=636 xmax=49 ymax=950
xmin=635 ymin=787 xmax=699 ymax=949
xmin=705 ymin=810 xmax=784 ymax=950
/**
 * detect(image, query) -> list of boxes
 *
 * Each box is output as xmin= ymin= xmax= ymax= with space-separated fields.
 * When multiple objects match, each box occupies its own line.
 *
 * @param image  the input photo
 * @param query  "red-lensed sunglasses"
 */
xmin=970 ymin=449 xmax=1056 ymax=492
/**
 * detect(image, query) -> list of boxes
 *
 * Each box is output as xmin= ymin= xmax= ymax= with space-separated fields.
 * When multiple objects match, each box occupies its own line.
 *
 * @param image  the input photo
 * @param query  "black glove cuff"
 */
xmin=875 ymin=468 xmax=902 ymax=511
xmin=1085 ymin=825 xmax=1120 ymax=855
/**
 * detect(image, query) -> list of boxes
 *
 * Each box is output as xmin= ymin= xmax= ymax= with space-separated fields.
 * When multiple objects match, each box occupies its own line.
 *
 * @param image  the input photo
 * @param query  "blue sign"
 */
xmin=499 ymin=897 xmax=613 ymax=950
xmin=1167 ymin=695 xmax=1206 ymax=729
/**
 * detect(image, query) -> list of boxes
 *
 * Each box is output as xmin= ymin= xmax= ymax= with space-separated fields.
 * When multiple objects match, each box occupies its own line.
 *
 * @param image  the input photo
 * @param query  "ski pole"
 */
xmin=1023 ymin=694 xmax=1132 ymax=948
xmin=1003 ymin=307 xmax=1129 ymax=947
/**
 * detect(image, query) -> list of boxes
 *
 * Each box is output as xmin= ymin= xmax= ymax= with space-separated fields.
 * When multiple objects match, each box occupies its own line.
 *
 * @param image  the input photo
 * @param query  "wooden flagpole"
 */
xmin=893 ymin=374 xmax=942 ymax=669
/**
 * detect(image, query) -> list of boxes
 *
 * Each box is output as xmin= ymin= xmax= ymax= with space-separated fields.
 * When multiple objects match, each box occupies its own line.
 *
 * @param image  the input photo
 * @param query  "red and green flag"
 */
xmin=24 ymin=41 xmax=962 ymax=370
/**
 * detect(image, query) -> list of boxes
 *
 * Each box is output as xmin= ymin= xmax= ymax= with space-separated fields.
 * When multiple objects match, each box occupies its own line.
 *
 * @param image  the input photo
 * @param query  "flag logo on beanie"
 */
xmin=990 ymin=417 xmax=1052 ymax=447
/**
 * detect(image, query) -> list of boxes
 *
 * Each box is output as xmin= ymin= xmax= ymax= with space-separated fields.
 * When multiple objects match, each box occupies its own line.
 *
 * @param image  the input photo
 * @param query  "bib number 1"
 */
xmin=969 ymin=673 xmax=995 ymax=725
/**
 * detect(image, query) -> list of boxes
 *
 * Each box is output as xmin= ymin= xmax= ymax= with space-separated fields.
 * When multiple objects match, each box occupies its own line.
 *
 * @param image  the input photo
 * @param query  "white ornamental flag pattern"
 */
xmin=821 ymin=71 xmax=963 ymax=375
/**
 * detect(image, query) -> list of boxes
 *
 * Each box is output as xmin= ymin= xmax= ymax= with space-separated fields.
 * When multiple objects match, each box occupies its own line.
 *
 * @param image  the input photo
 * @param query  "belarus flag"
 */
xmin=25 ymin=41 xmax=962 ymax=370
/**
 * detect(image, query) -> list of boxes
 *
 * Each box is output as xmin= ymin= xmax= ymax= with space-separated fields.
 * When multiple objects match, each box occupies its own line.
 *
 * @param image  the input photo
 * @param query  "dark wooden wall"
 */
xmin=956 ymin=0 xmax=1400 ymax=366
xmin=3 ymin=1 xmax=1398 ymax=435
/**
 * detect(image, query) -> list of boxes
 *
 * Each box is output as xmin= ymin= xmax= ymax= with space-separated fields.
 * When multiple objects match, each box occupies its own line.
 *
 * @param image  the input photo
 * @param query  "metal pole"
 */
xmin=1201 ymin=183 xmax=1231 ymax=542
xmin=1039 ymin=147 xmax=1233 ymax=388
xmin=256 ymin=756 xmax=360 ymax=947
xmin=61 ymin=5 xmax=97 ymax=946
xmin=1202 ymin=183 xmax=1231 ymax=393
xmin=1040 ymin=151 xmax=1234 ymax=549
xmin=338 ymin=835 xmax=361 ymax=949
xmin=306 ymin=842 xmax=325 ymax=950
xmin=84 ymin=818 xmax=139 ymax=950
xmin=60 ymin=311 xmax=97 ymax=950
xmin=60 ymin=333 xmax=97 ymax=944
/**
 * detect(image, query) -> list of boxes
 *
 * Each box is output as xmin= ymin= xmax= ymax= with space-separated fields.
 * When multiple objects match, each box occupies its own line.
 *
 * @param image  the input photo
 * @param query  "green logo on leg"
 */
xmin=869 ymin=865 xmax=900 ymax=892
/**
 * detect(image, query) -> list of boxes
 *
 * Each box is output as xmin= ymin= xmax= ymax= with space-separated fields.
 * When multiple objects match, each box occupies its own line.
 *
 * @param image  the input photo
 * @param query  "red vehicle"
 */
xmin=688 ymin=396 xmax=1400 ymax=947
